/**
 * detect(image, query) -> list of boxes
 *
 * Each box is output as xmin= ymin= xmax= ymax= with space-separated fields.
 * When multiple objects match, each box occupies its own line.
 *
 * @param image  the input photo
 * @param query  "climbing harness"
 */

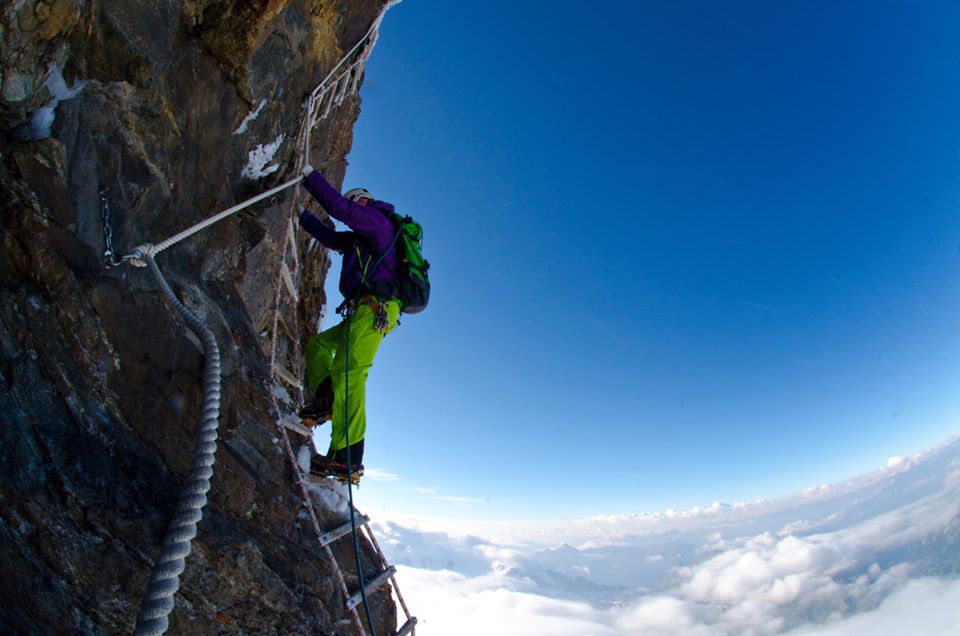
xmin=113 ymin=3 xmax=416 ymax=634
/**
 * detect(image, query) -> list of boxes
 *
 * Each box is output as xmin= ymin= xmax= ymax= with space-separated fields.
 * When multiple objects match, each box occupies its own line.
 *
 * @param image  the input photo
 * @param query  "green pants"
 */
xmin=305 ymin=300 xmax=400 ymax=452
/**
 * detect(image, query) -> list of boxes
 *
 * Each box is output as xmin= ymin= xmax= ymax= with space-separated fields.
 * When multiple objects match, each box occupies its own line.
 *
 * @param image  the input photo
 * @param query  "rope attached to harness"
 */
xmin=343 ymin=306 xmax=378 ymax=636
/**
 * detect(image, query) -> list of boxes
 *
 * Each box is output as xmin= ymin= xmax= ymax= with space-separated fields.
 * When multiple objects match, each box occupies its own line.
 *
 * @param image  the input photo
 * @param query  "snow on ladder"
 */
xmin=281 ymin=417 xmax=313 ymax=438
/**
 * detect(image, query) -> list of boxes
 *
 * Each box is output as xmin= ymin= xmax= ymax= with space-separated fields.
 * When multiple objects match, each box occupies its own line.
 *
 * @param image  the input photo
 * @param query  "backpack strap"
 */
xmin=360 ymin=215 xmax=404 ymax=288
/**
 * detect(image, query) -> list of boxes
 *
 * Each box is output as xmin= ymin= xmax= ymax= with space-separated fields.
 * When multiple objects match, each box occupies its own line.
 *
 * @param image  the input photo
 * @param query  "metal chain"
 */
xmin=100 ymin=189 xmax=122 ymax=267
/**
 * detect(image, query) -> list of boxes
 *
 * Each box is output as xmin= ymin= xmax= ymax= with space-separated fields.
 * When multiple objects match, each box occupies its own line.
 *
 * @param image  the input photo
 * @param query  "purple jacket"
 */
xmin=300 ymin=170 xmax=399 ymax=301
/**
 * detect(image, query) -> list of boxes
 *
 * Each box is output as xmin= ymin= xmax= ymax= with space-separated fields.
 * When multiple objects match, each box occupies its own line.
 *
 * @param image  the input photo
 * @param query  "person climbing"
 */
xmin=297 ymin=164 xmax=402 ymax=480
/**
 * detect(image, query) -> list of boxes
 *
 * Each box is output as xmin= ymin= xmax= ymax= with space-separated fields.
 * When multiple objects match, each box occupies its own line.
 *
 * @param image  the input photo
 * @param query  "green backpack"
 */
xmin=366 ymin=212 xmax=430 ymax=314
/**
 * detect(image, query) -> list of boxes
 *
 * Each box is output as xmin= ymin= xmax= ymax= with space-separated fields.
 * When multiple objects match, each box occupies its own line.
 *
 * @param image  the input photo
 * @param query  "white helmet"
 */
xmin=345 ymin=187 xmax=374 ymax=202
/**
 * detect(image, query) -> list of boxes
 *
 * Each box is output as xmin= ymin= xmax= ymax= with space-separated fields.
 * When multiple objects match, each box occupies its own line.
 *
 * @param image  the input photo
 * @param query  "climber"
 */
xmin=297 ymin=164 xmax=401 ymax=479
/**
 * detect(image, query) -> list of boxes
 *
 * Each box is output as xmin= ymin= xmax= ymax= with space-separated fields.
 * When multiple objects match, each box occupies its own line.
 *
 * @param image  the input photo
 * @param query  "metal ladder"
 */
xmin=264 ymin=204 xmax=417 ymax=636
xmin=264 ymin=7 xmax=415 ymax=631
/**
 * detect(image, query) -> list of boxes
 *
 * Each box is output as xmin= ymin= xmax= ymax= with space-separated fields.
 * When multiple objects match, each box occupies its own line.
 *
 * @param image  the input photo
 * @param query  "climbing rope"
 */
xmin=133 ymin=254 xmax=222 ymax=636
xmin=338 ymin=220 xmax=409 ymax=634
xmin=343 ymin=307 xmax=378 ymax=636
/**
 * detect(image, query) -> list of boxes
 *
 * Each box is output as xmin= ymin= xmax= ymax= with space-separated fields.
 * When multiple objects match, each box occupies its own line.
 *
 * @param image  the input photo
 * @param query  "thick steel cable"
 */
xmin=133 ymin=254 xmax=222 ymax=636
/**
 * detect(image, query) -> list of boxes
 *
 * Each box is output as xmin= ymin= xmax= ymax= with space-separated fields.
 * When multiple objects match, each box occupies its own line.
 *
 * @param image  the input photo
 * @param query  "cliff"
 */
xmin=0 ymin=1 xmax=398 ymax=634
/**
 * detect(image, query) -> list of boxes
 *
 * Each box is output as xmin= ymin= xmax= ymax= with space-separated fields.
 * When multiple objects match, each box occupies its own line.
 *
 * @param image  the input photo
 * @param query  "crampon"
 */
xmin=309 ymin=460 xmax=364 ymax=485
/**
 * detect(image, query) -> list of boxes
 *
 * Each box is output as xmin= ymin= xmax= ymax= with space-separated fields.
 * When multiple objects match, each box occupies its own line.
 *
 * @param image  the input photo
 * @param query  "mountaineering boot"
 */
xmin=298 ymin=377 xmax=333 ymax=426
xmin=309 ymin=440 xmax=364 ymax=483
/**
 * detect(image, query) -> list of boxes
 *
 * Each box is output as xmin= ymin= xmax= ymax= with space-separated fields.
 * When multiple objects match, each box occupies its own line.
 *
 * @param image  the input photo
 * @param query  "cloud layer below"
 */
xmin=372 ymin=438 xmax=960 ymax=635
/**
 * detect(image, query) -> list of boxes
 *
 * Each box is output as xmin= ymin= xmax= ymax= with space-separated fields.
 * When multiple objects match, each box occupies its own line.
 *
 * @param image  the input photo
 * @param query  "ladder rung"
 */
xmin=338 ymin=70 xmax=354 ymax=102
xmin=395 ymin=617 xmax=418 ymax=636
xmin=281 ymin=263 xmax=299 ymax=302
xmin=347 ymin=566 xmax=397 ymax=610
xmin=319 ymin=515 xmax=370 ymax=547
xmin=334 ymin=75 xmax=347 ymax=104
xmin=284 ymin=419 xmax=313 ymax=437
xmin=287 ymin=218 xmax=299 ymax=270
xmin=277 ymin=310 xmax=296 ymax=341
xmin=322 ymin=89 xmax=334 ymax=118
xmin=350 ymin=63 xmax=364 ymax=94
xmin=273 ymin=364 xmax=302 ymax=390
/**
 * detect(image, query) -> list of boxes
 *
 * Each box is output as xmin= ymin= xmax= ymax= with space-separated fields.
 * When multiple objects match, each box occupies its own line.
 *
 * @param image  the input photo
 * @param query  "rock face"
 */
xmin=0 ymin=1 xmax=398 ymax=634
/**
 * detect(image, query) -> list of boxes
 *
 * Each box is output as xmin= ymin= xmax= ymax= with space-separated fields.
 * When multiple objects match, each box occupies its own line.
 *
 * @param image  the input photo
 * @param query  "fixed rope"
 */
xmin=133 ymin=255 xmax=222 ymax=636
xmin=129 ymin=177 xmax=303 ymax=263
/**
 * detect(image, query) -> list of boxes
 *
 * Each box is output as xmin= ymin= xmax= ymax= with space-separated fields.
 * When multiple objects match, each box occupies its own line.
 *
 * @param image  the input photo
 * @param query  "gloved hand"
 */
xmin=302 ymin=164 xmax=314 ymax=179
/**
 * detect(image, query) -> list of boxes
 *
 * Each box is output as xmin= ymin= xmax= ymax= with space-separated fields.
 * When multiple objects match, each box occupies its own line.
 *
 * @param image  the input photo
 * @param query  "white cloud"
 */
xmin=784 ymin=577 xmax=960 ymax=636
xmin=614 ymin=596 xmax=708 ymax=635
xmin=376 ymin=437 xmax=960 ymax=635
xmin=364 ymin=468 xmax=401 ymax=482
xmin=434 ymin=495 xmax=484 ymax=504
xmin=395 ymin=566 xmax=619 ymax=636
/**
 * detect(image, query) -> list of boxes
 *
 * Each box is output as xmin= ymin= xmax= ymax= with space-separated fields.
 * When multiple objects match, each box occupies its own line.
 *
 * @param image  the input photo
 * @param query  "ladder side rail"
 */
xmin=267 ymin=238 xmax=366 ymax=636
xmin=361 ymin=519 xmax=416 ymax=629
xmin=278 ymin=425 xmax=366 ymax=636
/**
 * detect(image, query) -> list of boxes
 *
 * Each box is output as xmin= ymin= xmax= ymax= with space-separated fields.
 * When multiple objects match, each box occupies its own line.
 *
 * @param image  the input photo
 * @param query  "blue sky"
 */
xmin=315 ymin=1 xmax=960 ymax=519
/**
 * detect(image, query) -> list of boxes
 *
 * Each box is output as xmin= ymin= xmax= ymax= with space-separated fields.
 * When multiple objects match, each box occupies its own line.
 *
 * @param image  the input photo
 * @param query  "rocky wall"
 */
xmin=0 ymin=1 xmax=396 ymax=634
